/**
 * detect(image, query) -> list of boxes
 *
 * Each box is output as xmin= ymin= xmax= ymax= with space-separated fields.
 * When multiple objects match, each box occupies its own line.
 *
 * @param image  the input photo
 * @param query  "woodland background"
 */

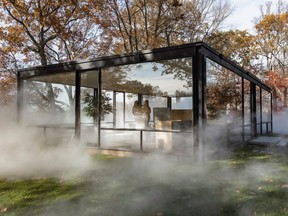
xmin=0 ymin=0 xmax=287 ymax=112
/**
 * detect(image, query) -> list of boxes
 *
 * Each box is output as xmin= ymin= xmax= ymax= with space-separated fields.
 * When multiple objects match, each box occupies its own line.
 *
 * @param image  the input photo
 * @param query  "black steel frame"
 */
xmin=17 ymin=41 xmax=273 ymax=149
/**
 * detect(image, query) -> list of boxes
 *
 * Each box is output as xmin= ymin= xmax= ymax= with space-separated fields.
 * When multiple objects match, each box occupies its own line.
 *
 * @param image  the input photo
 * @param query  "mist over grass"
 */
xmin=273 ymin=109 xmax=288 ymax=134
xmin=0 ymin=106 xmax=287 ymax=215
xmin=0 ymin=107 xmax=92 ymax=179
xmin=1 ymin=150 xmax=287 ymax=216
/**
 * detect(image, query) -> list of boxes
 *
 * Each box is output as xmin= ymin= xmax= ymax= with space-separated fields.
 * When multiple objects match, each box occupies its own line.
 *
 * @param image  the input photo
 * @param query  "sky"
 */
xmin=224 ymin=0 xmax=266 ymax=32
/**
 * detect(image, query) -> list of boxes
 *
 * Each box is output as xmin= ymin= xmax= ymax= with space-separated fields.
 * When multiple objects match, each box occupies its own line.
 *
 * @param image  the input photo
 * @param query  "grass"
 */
xmin=0 ymin=149 xmax=288 ymax=216
xmin=0 ymin=178 xmax=84 ymax=215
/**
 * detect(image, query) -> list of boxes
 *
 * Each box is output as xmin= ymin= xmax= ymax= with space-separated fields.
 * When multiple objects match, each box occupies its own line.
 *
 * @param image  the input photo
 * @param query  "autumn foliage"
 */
xmin=265 ymin=71 xmax=288 ymax=111
xmin=0 ymin=73 xmax=16 ymax=105
xmin=0 ymin=0 xmax=287 ymax=112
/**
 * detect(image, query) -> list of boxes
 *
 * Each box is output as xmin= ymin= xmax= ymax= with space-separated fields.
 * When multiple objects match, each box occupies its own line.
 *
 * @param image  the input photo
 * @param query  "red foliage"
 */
xmin=265 ymin=71 xmax=288 ymax=111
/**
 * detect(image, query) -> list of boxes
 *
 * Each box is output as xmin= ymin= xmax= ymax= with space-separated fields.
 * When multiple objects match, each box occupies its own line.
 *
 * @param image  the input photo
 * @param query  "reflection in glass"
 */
xmin=80 ymin=70 xmax=99 ymax=144
xmin=262 ymin=90 xmax=272 ymax=133
xmin=124 ymin=93 xmax=138 ymax=123
xmin=256 ymin=86 xmax=261 ymax=134
xmin=206 ymin=59 xmax=242 ymax=124
xmin=143 ymin=95 xmax=167 ymax=127
xmin=243 ymin=79 xmax=251 ymax=140
xmin=22 ymin=72 xmax=76 ymax=141
xmin=102 ymin=58 xmax=193 ymax=130
xmin=102 ymin=58 xmax=192 ymax=97
xmin=206 ymin=58 xmax=243 ymax=144
xmin=23 ymin=72 xmax=76 ymax=125
xmin=101 ymin=58 xmax=193 ymax=151
xmin=101 ymin=90 xmax=114 ymax=127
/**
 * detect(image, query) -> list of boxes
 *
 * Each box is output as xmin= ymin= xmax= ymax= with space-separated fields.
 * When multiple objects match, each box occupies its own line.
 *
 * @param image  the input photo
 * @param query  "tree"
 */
xmin=82 ymin=92 xmax=113 ymax=120
xmin=0 ymin=0 xmax=105 ymax=110
xmin=0 ymin=0 xmax=98 ymax=65
xmin=96 ymin=0 xmax=233 ymax=53
xmin=264 ymin=70 xmax=288 ymax=111
xmin=254 ymin=1 xmax=288 ymax=109
xmin=206 ymin=65 xmax=242 ymax=120
xmin=0 ymin=72 xmax=16 ymax=105
xmin=255 ymin=12 xmax=288 ymax=74
xmin=205 ymin=30 xmax=259 ymax=71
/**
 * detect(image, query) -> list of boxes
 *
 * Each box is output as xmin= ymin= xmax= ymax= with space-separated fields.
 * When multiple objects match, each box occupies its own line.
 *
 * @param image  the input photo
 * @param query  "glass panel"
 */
xmin=80 ymin=70 xmax=99 ymax=145
xmin=256 ymin=86 xmax=261 ymax=134
xmin=243 ymin=79 xmax=251 ymax=140
xmin=23 ymin=72 xmax=76 ymax=141
xmin=142 ymin=95 xmax=167 ymax=128
xmin=116 ymin=92 xmax=125 ymax=128
xmin=172 ymin=97 xmax=192 ymax=110
xmin=206 ymin=59 xmax=242 ymax=124
xmin=23 ymin=72 xmax=75 ymax=124
xmin=102 ymin=58 xmax=193 ymax=130
xmin=101 ymin=90 xmax=114 ymax=127
xmin=101 ymin=58 xmax=193 ymax=151
xmin=125 ymin=93 xmax=139 ymax=124
xmin=206 ymin=58 xmax=243 ymax=143
xmin=262 ymin=90 xmax=272 ymax=133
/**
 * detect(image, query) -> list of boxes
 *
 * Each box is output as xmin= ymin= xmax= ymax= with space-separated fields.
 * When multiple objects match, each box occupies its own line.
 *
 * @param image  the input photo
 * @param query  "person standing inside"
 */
xmin=142 ymin=100 xmax=151 ymax=128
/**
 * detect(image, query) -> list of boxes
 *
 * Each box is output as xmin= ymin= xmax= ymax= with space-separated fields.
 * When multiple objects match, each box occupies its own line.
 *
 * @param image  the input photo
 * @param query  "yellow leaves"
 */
xmin=0 ymin=73 xmax=17 ymax=105
xmin=2 ymin=26 xmax=25 ymax=45
xmin=255 ymin=12 xmax=288 ymax=33
xmin=205 ymin=30 xmax=256 ymax=68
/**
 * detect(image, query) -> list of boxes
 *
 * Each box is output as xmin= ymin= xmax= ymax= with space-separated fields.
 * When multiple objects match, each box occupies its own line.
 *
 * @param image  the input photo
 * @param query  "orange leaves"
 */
xmin=265 ymin=71 xmax=288 ymax=89
xmin=0 ymin=0 xmax=105 ymax=65
xmin=265 ymin=70 xmax=288 ymax=110
xmin=0 ymin=73 xmax=17 ymax=105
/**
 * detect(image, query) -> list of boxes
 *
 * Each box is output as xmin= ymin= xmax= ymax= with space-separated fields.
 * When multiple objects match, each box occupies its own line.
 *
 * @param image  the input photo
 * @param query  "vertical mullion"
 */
xmin=98 ymin=69 xmax=102 ymax=148
xmin=17 ymin=76 xmax=23 ymax=124
xmin=75 ymin=71 xmax=81 ymax=140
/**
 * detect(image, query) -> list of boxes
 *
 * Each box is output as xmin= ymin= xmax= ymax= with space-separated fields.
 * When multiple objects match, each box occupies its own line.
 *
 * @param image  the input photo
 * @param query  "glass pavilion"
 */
xmin=17 ymin=42 xmax=272 ymax=152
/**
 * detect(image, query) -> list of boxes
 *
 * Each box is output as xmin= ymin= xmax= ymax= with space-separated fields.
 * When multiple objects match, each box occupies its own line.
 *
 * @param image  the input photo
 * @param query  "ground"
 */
xmin=0 ymin=146 xmax=288 ymax=216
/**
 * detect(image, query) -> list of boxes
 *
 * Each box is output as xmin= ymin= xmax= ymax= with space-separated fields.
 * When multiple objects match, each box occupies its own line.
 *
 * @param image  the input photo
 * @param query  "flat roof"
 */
xmin=17 ymin=41 xmax=271 ymax=91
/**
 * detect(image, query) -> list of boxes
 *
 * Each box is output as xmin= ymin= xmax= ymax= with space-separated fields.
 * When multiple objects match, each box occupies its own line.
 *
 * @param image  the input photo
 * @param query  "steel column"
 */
xmin=193 ymin=47 xmax=206 ymax=159
xmin=75 ymin=71 xmax=81 ymax=140
xmin=250 ymin=83 xmax=257 ymax=137
xmin=270 ymin=92 xmax=273 ymax=133
xmin=17 ymin=76 xmax=23 ymax=124
xmin=241 ymin=77 xmax=245 ymax=141
xmin=113 ymin=91 xmax=116 ymax=128
xmin=260 ymin=88 xmax=263 ymax=134
xmin=97 ymin=69 xmax=102 ymax=148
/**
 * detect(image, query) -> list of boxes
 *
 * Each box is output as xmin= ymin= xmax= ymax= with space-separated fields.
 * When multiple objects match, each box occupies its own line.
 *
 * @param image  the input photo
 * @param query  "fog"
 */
xmin=1 ymin=106 xmax=287 ymax=215
xmin=273 ymin=109 xmax=288 ymax=134
xmin=36 ymin=151 xmax=287 ymax=216
xmin=0 ymin=107 xmax=92 ymax=179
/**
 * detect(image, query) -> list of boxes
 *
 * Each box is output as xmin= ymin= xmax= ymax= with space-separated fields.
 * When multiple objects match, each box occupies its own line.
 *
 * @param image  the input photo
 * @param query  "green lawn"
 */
xmin=0 ymin=148 xmax=288 ymax=216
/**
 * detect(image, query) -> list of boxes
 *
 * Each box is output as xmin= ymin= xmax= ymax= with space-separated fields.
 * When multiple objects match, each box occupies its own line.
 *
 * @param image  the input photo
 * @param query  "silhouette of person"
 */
xmin=132 ymin=100 xmax=141 ymax=115
xmin=142 ymin=100 xmax=151 ymax=127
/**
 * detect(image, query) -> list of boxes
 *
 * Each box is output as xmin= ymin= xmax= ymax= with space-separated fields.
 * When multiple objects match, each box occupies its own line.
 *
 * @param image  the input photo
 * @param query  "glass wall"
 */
xmin=206 ymin=58 xmax=243 ymax=144
xmin=256 ymin=86 xmax=261 ymax=134
xmin=101 ymin=58 xmax=193 ymax=151
xmin=80 ymin=70 xmax=99 ymax=145
xmin=262 ymin=90 xmax=272 ymax=133
xmin=243 ymin=79 xmax=251 ymax=140
xmin=22 ymin=72 xmax=76 ymax=141
xmin=19 ymin=43 xmax=273 ymax=151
